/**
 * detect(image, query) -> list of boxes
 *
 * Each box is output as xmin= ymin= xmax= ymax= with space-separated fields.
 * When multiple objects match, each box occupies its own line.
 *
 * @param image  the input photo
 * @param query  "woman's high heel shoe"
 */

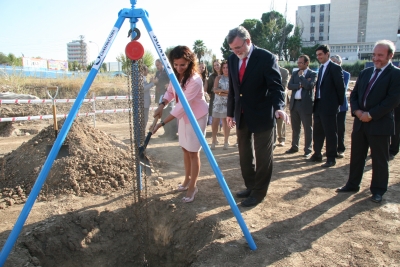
xmin=177 ymin=184 xmax=188 ymax=191
xmin=182 ymin=187 xmax=198 ymax=203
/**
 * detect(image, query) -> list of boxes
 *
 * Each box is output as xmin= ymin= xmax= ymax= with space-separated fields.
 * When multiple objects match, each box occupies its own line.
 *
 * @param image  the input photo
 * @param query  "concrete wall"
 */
xmin=366 ymin=0 xmax=400 ymax=43
xmin=329 ymin=0 xmax=359 ymax=44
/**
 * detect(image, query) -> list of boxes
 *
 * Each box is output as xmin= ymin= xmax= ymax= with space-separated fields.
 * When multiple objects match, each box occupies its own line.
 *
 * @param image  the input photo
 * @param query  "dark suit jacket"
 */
xmin=314 ymin=61 xmax=345 ymax=115
xmin=288 ymin=68 xmax=317 ymax=114
xmin=350 ymin=63 xmax=400 ymax=135
xmin=227 ymin=46 xmax=285 ymax=133
xmin=339 ymin=70 xmax=351 ymax=112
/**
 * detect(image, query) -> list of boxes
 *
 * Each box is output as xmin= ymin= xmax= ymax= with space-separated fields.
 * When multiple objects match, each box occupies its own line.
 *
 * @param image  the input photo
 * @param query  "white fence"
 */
xmin=0 ymin=95 xmax=157 ymax=122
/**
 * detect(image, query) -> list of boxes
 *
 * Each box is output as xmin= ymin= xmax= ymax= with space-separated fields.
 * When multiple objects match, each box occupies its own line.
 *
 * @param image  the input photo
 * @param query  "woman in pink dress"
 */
xmin=152 ymin=46 xmax=208 ymax=203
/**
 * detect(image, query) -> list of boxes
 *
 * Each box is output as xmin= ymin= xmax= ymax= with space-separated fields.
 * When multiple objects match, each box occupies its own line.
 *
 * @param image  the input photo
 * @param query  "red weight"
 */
xmin=125 ymin=41 xmax=144 ymax=60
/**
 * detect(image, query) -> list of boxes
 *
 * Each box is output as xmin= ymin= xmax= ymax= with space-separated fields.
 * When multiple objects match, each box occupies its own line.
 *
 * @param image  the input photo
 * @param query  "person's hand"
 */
xmin=298 ymin=70 xmax=303 ymax=76
xmin=153 ymin=77 xmax=159 ymax=84
xmin=152 ymin=122 xmax=163 ymax=134
xmin=359 ymin=112 xmax=372 ymax=122
xmin=226 ymin=117 xmax=236 ymax=129
xmin=275 ymin=110 xmax=290 ymax=124
xmin=153 ymin=106 xmax=163 ymax=119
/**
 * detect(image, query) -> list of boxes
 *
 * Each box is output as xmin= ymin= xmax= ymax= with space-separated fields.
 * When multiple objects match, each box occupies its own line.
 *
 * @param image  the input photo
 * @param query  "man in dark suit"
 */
xmin=330 ymin=55 xmax=351 ymax=158
xmin=286 ymin=55 xmax=317 ymax=157
xmin=336 ymin=40 xmax=400 ymax=203
xmin=311 ymin=45 xmax=345 ymax=167
xmin=226 ymin=26 xmax=288 ymax=207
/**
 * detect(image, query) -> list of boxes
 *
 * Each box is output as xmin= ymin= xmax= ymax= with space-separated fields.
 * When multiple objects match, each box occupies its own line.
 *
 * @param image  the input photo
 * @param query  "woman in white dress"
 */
xmin=152 ymin=46 xmax=208 ymax=203
xmin=210 ymin=60 xmax=231 ymax=150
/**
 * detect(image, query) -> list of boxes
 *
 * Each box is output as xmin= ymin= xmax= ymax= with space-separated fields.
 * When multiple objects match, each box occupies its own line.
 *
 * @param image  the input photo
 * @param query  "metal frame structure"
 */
xmin=0 ymin=1 xmax=256 ymax=265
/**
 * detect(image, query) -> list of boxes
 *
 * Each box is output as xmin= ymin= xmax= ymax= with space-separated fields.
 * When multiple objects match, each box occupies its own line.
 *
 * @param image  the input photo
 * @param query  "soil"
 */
xmin=0 ymin=92 xmax=399 ymax=267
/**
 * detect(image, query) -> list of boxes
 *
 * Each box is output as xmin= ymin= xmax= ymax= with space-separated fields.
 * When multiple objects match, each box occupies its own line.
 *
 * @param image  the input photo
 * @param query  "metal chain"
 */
xmin=127 ymin=63 xmax=137 ymax=204
xmin=129 ymin=58 xmax=149 ymax=267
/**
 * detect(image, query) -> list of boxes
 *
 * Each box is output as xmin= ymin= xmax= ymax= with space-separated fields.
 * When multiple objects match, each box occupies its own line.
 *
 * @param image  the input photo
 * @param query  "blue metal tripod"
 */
xmin=0 ymin=1 xmax=256 ymax=265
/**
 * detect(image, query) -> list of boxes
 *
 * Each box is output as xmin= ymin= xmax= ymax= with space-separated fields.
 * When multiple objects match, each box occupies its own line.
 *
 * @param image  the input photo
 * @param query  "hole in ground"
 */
xmin=17 ymin=196 xmax=219 ymax=267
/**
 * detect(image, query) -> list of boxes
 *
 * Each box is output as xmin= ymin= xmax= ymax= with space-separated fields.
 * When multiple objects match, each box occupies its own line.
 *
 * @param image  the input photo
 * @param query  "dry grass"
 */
xmin=0 ymin=74 xmax=130 ymax=98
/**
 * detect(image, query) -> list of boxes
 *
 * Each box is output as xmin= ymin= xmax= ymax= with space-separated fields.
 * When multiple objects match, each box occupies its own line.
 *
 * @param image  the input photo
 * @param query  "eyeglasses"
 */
xmin=229 ymin=39 xmax=247 ymax=52
xmin=297 ymin=62 xmax=305 ymax=64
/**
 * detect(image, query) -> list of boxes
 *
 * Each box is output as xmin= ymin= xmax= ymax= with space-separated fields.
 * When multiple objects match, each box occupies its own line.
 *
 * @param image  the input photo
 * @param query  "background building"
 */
xmin=296 ymin=0 xmax=400 ymax=60
xmin=296 ymin=3 xmax=331 ymax=47
xmin=67 ymin=37 xmax=89 ymax=70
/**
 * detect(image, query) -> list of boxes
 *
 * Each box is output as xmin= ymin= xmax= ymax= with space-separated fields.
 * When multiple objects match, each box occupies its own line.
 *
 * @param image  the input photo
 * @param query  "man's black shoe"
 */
xmin=236 ymin=189 xmax=251 ymax=198
xmin=371 ymin=194 xmax=382 ymax=203
xmin=309 ymin=154 xmax=323 ymax=162
xmin=241 ymin=196 xmax=261 ymax=207
xmin=285 ymin=148 xmax=298 ymax=154
xmin=321 ymin=161 xmax=336 ymax=167
xmin=336 ymin=186 xmax=359 ymax=193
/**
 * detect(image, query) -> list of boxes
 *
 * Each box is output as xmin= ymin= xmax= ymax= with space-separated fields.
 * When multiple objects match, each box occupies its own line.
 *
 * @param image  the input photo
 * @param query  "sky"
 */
xmin=0 ymin=0 xmax=329 ymax=65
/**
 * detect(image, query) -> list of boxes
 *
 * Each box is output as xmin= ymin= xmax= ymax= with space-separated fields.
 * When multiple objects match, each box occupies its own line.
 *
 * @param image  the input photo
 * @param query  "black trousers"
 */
xmin=389 ymin=105 xmax=400 ymax=155
xmin=237 ymin=115 xmax=274 ymax=201
xmin=337 ymin=111 xmax=347 ymax=153
xmin=313 ymin=100 xmax=338 ymax=162
xmin=346 ymin=123 xmax=390 ymax=195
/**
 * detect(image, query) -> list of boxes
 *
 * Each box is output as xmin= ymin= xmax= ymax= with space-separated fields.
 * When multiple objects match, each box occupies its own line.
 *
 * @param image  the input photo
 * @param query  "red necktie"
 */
xmin=239 ymin=57 xmax=247 ymax=83
xmin=362 ymin=68 xmax=381 ymax=108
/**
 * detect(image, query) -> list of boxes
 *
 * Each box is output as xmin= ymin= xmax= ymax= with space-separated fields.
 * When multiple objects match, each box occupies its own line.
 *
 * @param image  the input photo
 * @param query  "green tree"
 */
xmin=220 ymin=11 xmax=295 ymax=60
xmin=116 ymin=53 xmax=130 ymax=73
xmin=242 ymin=19 xmax=267 ymax=48
xmin=165 ymin=46 xmax=174 ymax=58
xmin=287 ymin=26 xmax=302 ymax=61
xmin=0 ymin=53 xmax=8 ymax=65
xmin=221 ymin=38 xmax=231 ymax=60
xmin=261 ymin=11 xmax=294 ymax=58
xmin=7 ymin=53 xmax=17 ymax=64
xmin=68 ymin=61 xmax=81 ymax=71
xmin=301 ymin=43 xmax=320 ymax=63
xmin=86 ymin=61 xmax=94 ymax=71
xmin=142 ymin=50 xmax=155 ymax=69
xmin=101 ymin=63 xmax=107 ymax=72
xmin=193 ymin=40 xmax=206 ymax=62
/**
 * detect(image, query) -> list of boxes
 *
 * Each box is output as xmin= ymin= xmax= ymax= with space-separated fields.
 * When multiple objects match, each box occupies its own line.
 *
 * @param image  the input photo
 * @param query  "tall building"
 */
xmin=296 ymin=3 xmax=331 ymax=46
xmin=296 ymin=0 xmax=400 ymax=60
xmin=67 ymin=39 xmax=88 ymax=69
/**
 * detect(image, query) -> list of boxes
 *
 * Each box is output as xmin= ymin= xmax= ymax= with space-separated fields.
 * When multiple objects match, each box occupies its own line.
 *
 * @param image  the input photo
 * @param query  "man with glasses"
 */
xmin=286 ymin=55 xmax=317 ymax=158
xmin=226 ymin=26 xmax=289 ymax=207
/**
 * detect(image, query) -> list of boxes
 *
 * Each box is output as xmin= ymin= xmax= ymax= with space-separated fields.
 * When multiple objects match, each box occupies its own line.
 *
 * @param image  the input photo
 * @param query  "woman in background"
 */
xmin=207 ymin=59 xmax=221 ymax=125
xmin=199 ymin=61 xmax=208 ymax=90
xmin=152 ymin=46 xmax=208 ymax=203
xmin=210 ymin=60 xmax=230 ymax=150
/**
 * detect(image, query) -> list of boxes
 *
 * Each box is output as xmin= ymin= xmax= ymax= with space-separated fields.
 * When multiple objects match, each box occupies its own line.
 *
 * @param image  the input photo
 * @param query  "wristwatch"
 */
xmin=160 ymin=120 xmax=165 ymax=126
xmin=159 ymin=101 xmax=166 ymax=106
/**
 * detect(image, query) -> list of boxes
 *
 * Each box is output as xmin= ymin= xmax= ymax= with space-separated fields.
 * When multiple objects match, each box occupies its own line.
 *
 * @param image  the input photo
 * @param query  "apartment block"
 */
xmin=296 ymin=0 xmax=400 ymax=60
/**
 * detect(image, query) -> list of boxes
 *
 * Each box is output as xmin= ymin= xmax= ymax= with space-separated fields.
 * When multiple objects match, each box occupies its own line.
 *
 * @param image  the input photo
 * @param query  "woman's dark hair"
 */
xmin=199 ymin=61 xmax=208 ymax=83
xmin=219 ymin=60 xmax=228 ymax=75
xmin=168 ymin=46 xmax=198 ymax=88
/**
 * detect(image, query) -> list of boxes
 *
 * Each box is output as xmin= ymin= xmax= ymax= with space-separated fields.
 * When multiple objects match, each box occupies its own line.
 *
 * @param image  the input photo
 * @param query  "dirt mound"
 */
xmin=0 ymin=120 xmax=137 ymax=208
xmin=0 ymin=122 xmax=15 ymax=137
